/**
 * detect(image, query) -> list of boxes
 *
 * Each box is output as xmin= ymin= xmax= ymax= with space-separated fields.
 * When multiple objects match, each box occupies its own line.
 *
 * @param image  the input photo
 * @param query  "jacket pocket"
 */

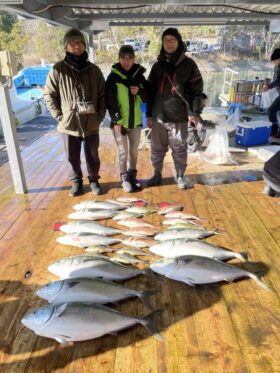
xmin=61 ymin=109 xmax=77 ymax=131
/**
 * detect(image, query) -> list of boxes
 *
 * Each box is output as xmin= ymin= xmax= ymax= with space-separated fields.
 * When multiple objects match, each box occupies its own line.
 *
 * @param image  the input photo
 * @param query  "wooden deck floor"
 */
xmin=0 ymin=127 xmax=280 ymax=373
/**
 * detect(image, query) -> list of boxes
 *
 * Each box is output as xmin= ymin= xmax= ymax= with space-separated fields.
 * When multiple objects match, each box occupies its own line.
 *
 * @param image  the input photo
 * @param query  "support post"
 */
xmin=0 ymin=80 xmax=27 ymax=194
xmin=88 ymin=34 xmax=94 ymax=63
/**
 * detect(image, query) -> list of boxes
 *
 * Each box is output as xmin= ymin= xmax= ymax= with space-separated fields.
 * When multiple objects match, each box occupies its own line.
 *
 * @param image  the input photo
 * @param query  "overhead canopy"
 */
xmin=1 ymin=1 xmax=280 ymax=32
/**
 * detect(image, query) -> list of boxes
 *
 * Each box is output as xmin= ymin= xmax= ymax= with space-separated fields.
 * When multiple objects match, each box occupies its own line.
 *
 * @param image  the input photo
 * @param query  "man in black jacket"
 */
xmin=263 ymin=150 xmax=280 ymax=197
xmin=263 ymin=48 xmax=280 ymax=137
xmin=146 ymin=28 xmax=203 ymax=189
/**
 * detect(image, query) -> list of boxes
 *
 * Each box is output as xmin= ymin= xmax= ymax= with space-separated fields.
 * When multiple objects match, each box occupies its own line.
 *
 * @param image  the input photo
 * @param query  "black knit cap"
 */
xmin=119 ymin=45 xmax=135 ymax=58
xmin=162 ymin=27 xmax=182 ymax=43
xmin=271 ymin=48 xmax=280 ymax=61
xmin=161 ymin=27 xmax=186 ymax=53
xmin=63 ymin=28 xmax=86 ymax=49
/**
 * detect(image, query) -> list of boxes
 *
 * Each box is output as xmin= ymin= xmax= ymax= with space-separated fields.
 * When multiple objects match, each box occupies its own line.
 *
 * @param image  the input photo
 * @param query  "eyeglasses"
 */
xmin=163 ymin=38 xmax=178 ymax=44
xmin=69 ymin=40 xmax=85 ymax=47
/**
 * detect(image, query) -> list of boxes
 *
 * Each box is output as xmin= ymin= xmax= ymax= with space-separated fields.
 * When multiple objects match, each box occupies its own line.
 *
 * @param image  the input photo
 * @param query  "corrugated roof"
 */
xmin=1 ymin=1 xmax=280 ymax=31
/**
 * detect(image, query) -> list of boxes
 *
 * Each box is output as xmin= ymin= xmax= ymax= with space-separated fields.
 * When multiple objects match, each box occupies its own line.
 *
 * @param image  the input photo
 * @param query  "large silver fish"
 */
xmin=68 ymin=209 xmax=117 ymax=221
xmin=59 ymin=222 xmax=121 ymax=236
xmin=73 ymin=200 xmax=127 ymax=211
xmin=149 ymin=239 xmax=248 ymax=262
xmin=150 ymin=255 xmax=269 ymax=290
xmin=36 ymin=277 xmax=158 ymax=310
xmin=48 ymin=255 xmax=148 ymax=281
xmin=21 ymin=303 xmax=163 ymax=343
xmin=154 ymin=228 xmax=217 ymax=240
xmin=56 ymin=233 xmax=120 ymax=248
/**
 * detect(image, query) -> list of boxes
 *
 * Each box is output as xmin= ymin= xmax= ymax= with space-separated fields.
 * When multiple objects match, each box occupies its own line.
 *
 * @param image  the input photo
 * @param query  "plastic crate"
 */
xmin=235 ymin=121 xmax=272 ymax=147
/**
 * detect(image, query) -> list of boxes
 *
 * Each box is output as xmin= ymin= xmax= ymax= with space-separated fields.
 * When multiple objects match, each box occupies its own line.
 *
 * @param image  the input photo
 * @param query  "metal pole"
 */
xmin=88 ymin=34 xmax=94 ymax=63
xmin=0 ymin=79 xmax=27 ymax=193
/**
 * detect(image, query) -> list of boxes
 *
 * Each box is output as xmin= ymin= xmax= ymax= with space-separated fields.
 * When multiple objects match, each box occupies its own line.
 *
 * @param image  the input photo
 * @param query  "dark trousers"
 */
xmin=267 ymin=95 xmax=280 ymax=135
xmin=61 ymin=133 xmax=100 ymax=183
xmin=151 ymin=121 xmax=188 ymax=176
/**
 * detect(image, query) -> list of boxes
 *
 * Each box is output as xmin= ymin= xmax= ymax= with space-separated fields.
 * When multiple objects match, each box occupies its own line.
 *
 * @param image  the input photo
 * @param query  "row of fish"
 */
xmin=21 ymin=197 xmax=164 ymax=343
xmin=21 ymin=197 xmax=270 ymax=344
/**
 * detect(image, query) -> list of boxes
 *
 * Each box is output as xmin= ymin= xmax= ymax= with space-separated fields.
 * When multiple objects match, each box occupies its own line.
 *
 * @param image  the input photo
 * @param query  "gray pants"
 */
xmin=113 ymin=127 xmax=141 ymax=174
xmin=151 ymin=121 xmax=188 ymax=175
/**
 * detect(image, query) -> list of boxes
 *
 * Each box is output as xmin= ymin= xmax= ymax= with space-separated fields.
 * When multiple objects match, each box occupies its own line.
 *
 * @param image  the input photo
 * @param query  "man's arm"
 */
xmin=43 ymin=68 xmax=62 ymax=121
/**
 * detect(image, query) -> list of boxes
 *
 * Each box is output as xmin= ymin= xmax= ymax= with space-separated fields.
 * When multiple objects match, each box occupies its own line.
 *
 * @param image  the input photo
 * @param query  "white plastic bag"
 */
xmin=261 ymin=87 xmax=279 ymax=109
xmin=201 ymin=126 xmax=237 ymax=165
xmin=223 ymin=108 xmax=241 ymax=132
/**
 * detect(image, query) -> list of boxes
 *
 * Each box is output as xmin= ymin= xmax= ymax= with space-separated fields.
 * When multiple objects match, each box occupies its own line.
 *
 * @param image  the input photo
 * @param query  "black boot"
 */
xmin=147 ymin=171 xmax=162 ymax=187
xmin=69 ymin=181 xmax=83 ymax=197
xmin=120 ymin=172 xmax=133 ymax=193
xmin=90 ymin=180 xmax=102 ymax=195
xmin=128 ymin=169 xmax=142 ymax=192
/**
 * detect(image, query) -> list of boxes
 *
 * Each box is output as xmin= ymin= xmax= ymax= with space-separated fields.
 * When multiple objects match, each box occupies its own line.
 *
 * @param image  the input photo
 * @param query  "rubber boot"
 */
xmin=128 ymin=169 xmax=142 ymax=192
xmin=120 ymin=172 xmax=133 ymax=193
xmin=69 ymin=181 xmax=83 ymax=197
xmin=147 ymin=171 xmax=162 ymax=187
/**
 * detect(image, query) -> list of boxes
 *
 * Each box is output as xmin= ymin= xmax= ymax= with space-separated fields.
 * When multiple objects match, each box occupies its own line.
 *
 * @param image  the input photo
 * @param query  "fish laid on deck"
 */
xmin=155 ymin=228 xmax=218 ymax=240
xmin=56 ymin=233 xmax=120 ymax=247
xmin=157 ymin=205 xmax=184 ymax=215
xmin=121 ymin=227 xmax=159 ymax=237
xmin=48 ymin=255 xmax=150 ymax=281
xmin=68 ymin=209 xmax=118 ymax=221
xmin=116 ymin=218 xmax=156 ymax=228
xmin=113 ymin=211 xmax=143 ymax=220
xmin=73 ymin=200 xmax=127 ymax=211
xmin=21 ymin=303 xmax=163 ymax=343
xmin=59 ymin=221 xmax=121 ymax=236
xmin=121 ymin=237 xmax=156 ymax=248
xmin=111 ymin=253 xmax=150 ymax=265
xmin=149 ymin=239 xmax=248 ymax=262
xmin=36 ymin=277 xmax=158 ymax=310
xmin=150 ymin=255 xmax=270 ymax=290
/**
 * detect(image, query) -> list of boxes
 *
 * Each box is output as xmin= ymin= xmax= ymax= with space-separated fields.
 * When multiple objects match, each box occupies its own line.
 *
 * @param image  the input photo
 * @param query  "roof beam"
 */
xmin=34 ymin=0 xmax=280 ymax=4
xmin=69 ymin=12 xmax=280 ymax=21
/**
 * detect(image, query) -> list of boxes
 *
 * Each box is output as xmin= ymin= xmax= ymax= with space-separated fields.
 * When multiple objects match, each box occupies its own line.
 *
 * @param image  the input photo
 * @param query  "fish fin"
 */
xmin=141 ymin=309 xmax=164 ymax=341
xmin=143 ymin=268 xmax=160 ymax=281
xmin=139 ymin=289 xmax=160 ymax=310
xmin=55 ymin=304 xmax=68 ymax=317
xmin=55 ymin=335 xmax=72 ymax=344
xmin=183 ymin=278 xmax=196 ymax=287
xmin=67 ymin=280 xmax=81 ymax=289
xmin=250 ymin=271 xmax=271 ymax=292
xmin=236 ymin=252 xmax=249 ymax=262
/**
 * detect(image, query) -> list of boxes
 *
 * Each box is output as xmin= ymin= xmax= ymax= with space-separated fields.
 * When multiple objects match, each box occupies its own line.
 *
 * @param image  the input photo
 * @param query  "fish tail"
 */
xmin=139 ymin=289 xmax=160 ymax=310
xmin=250 ymin=271 xmax=271 ymax=291
xmin=140 ymin=309 xmax=164 ymax=341
xmin=235 ymin=252 xmax=249 ymax=262
xmin=143 ymin=268 xmax=160 ymax=281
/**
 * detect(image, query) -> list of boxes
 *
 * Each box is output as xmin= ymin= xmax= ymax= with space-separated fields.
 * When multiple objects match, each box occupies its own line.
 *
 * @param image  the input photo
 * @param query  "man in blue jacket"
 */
xmin=146 ymin=28 xmax=203 ymax=189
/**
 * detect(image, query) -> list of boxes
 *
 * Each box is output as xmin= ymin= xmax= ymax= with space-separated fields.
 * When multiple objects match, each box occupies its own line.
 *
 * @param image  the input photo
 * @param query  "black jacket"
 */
xmin=147 ymin=52 xmax=203 ymax=123
xmin=269 ymin=64 xmax=280 ymax=90
xmin=106 ymin=63 xmax=147 ymax=129
xmin=264 ymin=150 xmax=280 ymax=185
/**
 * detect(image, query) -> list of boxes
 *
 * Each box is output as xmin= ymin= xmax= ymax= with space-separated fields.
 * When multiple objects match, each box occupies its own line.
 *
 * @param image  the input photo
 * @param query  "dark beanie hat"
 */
xmin=271 ymin=48 xmax=280 ymax=61
xmin=162 ymin=28 xmax=183 ymax=43
xmin=63 ymin=28 xmax=86 ymax=49
xmin=119 ymin=45 xmax=135 ymax=58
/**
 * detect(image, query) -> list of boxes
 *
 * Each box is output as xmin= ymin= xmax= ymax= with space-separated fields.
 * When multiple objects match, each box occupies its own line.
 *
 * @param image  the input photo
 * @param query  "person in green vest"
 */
xmin=106 ymin=45 xmax=148 ymax=192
